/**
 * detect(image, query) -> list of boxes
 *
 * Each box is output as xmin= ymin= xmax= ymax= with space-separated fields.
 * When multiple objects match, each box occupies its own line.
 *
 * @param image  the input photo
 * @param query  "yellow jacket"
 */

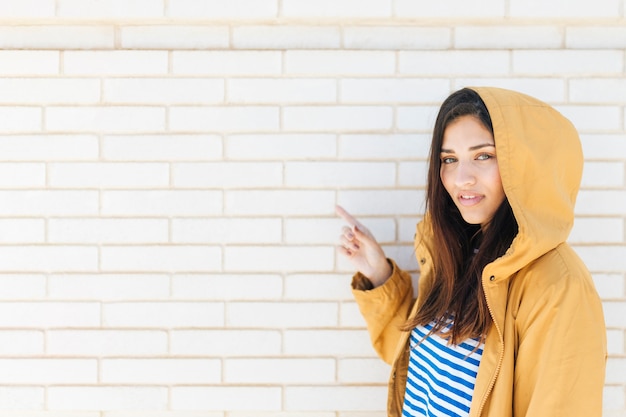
xmin=352 ymin=87 xmax=607 ymax=417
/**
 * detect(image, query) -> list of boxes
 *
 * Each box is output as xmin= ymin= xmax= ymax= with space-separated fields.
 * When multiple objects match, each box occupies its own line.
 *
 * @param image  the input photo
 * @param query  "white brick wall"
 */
xmin=0 ymin=4 xmax=623 ymax=416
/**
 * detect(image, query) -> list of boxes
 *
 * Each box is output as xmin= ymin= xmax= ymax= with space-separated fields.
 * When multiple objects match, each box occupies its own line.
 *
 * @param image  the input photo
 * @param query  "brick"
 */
xmin=400 ymin=51 xmax=509 ymax=75
xmin=0 ymin=331 xmax=43 ymax=355
xmin=169 ymin=0 xmax=277 ymax=18
xmin=170 ymin=106 xmax=279 ymax=132
xmin=0 ymin=359 xmax=96 ymax=384
xmin=46 ymin=107 xmax=165 ymax=133
xmin=0 ymin=246 xmax=98 ymax=272
xmin=338 ymin=190 xmax=425 ymax=215
xmin=570 ymin=78 xmax=626 ymax=103
xmin=233 ymin=26 xmax=340 ymax=49
xmin=171 ymin=274 xmax=283 ymax=300
xmin=173 ymin=51 xmax=281 ymax=75
xmin=455 ymin=78 xmax=565 ymax=103
xmin=341 ymin=78 xmax=448 ymax=104
xmin=225 ymin=246 xmax=334 ymax=272
xmin=0 ymin=78 xmax=100 ymax=104
xmin=396 ymin=106 xmax=441 ymax=130
xmin=170 ymin=330 xmax=281 ymax=356
xmin=606 ymin=329 xmax=625 ymax=354
xmin=64 ymin=51 xmax=168 ymax=75
xmin=0 ymin=135 xmax=98 ymax=161
xmin=0 ymin=51 xmax=58 ymax=75
xmin=575 ymin=246 xmax=626 ymax=274
xmin=172 ymin=218 xmax=282 ymax=244
xmin=606 ymin=358 xmax=626 ymax=384
xmin=102 ymin=190 xmax=222 ymax=216
xmin=47 ymin=330 xmax=168 ymax=356
xmin=228 ymin=302 xmax=338 ymax=327
xmin=58 ymin=0 xmax=164 ymax=18
xmin=101 ymin=246 xmax=222 ymax=272
xmin=283 ymin=0 xmax=390 ymax=17
xmin=398 ymin=161 xmax=428 ymax=187
xmin=102 ymin=359 xmax=220 ymax=384
xmin=581 ymin=161 xmax=624 ymax=187
xmin=513 ymin=50 xmax=623 ymax=75
xmin=569 ymin=218 xmax=623 ymax=244
xmin=48 ymin=387 xmax=168 ymax=411
xmin=0 ymin=0 xmax=55 ymax=17
xmin=285 ymin=386 xmax=386 ymax=411
xmin=339 ymin=134 xmax=430 ymax=160
xmin=171 ymin=387 xmax=281 ymax=411
xmin=580 ymin=134 xmax=626 ymax=160
xmin=284 ymin=274 xmax=353 ymax=300
xmin=226 ymin=190 xmax=334 ymax=215
xmin=0 ymin=387 xmax=44 ymax=409
xmin=228 ymin=78 xmax=336 ymax=104
xmin=48 ymin=274 xmax=170 ymax=299
xmin=566 ymin=27 xmax=626 ymax=48
xmin=0 ymin=191 xmax=98 ymax=216
xmin=0 ymin=107 xmax=41 ymax=132
xmin=284 ymin=330 xmax=376 ymax=355
xmin=49 ymin=163 xmax=169 ymax=188
xmin=510 ymin=0 xmax=619 ymax=17
xmin=229 ymin=414 xmax=333 ymax=417
xmin=604 ymin=385 xmax=626 ymax=412
xmin=103 ymin=135 xmax=222 ymax=161
xmin=338 ymin=358 xmax=390 ymax=383
xmin=225 ymin=358 xmax=335 ymax=383
xmin=105 ymin=78 xmax=224 ymax=104
xmin=49 ymin=218 xmax=168 ymax=244
xmin=455 ymin=26 xmax=562 ymax=49
xmin=0 ymin=163 xmax=45 ymax=187
xmin=0 ymin=274 xmax=45 ymax=298
xmin=105 ymin=413 xmax=222 ymax=417
xmin=286 ymin=162 xmax=394 ymax=187
xmin=0 ymin=25 xmax=113 ymax=49
xmin=554 ymin=105 xmax=620 ymax=132
xmin=603 ymin=301 xmax=626 ymax=328
xmin=344 ymin=26 xmax=450 ymax=50
xmin=340 ymin=302 xmax=367 ymax=327
xmin=576 ymin=191 xmax=626 ymax=215
xmin=284 ymin=106 xmax=392 ymax=131
xmin=0 ymin=302 xmax=99 ymax=327
xmin=227 ymin=134 xmax=336 ymax=160
xmin=103 ymin=302 xmax=224 ymax=328
xmin=286 ymin=51 xmax=395 ymax=75
xmin=121 ymin=25 xmax=229 ymax=49
xmin=395 ymin=0 xmax=504 ymax=17
xmin=286 ymin=217 xmax=395 ymax=244
xmin=398 ymin=217 xmax=421 ymax=242
xmin=173 ymin=162 xmax=282 ymax=188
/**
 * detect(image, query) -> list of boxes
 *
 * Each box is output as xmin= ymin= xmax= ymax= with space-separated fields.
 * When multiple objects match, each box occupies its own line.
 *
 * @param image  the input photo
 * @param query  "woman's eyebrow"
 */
xmin=440 ymin=143 xmax=495 ymax=153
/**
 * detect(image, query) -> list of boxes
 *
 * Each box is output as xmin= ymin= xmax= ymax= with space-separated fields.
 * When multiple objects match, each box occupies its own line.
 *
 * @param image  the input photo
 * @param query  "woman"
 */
xmin=337 ymin=87 xmax=606 ymax=416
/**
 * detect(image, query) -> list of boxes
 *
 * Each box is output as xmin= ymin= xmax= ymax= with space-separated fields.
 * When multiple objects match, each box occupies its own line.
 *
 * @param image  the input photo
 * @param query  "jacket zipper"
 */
xmin=476 ymin=279 xmax=505 ymax=417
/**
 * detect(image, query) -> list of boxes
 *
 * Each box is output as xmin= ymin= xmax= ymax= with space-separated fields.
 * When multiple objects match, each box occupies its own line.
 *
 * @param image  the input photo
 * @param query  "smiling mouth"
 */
xmin=458 ymin=194 xmax=483 ymax=206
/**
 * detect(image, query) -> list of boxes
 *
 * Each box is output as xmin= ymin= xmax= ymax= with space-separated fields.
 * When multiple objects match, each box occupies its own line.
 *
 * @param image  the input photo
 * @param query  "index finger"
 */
xmin=335 ymin=205 xmax=362 ymax=229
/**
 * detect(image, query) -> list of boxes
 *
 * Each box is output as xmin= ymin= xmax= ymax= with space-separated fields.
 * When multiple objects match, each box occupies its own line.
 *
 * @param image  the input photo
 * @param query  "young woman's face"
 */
xmin=440 ymin=115 xmax=505 ymax=227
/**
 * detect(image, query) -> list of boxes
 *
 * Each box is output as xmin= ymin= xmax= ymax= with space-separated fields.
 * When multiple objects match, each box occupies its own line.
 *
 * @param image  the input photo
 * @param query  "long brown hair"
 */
xmin=404 ymin=88 xmax=518 ymax=344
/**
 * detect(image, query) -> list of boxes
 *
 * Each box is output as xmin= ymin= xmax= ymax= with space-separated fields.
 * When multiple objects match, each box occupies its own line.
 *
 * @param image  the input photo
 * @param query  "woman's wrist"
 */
xmin=367 ymin=259 xmax=393 ymax=288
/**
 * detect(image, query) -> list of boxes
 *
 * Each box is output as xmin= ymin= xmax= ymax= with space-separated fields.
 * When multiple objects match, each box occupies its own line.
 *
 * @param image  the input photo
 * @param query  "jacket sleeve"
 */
xmin=512 ymin=251 xmax=607 ymax=417
xmin=351 ymin=259 xmax=415 ymax=364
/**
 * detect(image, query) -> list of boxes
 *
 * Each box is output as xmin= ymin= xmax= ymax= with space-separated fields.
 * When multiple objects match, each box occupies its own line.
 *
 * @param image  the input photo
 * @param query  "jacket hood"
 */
xmin=468 ymin=87 xmax=583 ymax=278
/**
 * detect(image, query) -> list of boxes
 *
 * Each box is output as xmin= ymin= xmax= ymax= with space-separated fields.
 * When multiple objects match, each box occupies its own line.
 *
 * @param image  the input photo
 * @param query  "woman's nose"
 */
xmin=454 ymin=161 xmax=476 ymax=187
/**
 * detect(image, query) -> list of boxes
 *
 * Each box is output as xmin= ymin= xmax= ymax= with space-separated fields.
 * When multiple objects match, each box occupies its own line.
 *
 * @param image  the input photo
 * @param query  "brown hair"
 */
xmin=403 ymin=88 xmax=518 ymax=344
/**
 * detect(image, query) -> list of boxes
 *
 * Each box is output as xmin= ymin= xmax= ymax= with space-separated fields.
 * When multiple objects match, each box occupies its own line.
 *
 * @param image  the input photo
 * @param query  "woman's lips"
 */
xmin=458 ymin=193 xmax=484 ymax=206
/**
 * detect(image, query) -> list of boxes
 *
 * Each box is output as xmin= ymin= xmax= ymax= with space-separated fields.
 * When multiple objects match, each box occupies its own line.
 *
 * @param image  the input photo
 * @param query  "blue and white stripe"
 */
xmin=401 ymin=322 xmax=484 ymax=417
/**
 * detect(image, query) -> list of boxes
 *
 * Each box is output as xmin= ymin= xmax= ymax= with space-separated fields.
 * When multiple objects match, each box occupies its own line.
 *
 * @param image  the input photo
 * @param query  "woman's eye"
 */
xmin=476 ymin=153 xmax=493 ymax=161
xmin=441 ymin=157 xmax=456 ymax=164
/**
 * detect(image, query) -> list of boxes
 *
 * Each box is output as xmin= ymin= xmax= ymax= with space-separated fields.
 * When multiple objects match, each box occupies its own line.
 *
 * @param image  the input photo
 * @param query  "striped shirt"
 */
xmin=401 ymin=322 xmax=484 ymax=417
